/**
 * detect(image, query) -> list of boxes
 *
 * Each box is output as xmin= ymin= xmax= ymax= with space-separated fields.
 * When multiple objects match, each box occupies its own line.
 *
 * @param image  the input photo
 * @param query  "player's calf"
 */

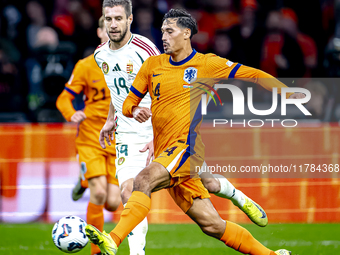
xmin=187 ymin=198 xmax=226 ymax=239
xmin=202 ymin=173 xmax=268 ymax=227
xmin=199 ymin=218 xmax=226 ymax=239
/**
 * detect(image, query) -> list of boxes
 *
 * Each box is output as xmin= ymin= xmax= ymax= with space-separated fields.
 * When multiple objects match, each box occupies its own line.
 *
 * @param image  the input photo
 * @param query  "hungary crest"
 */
xmin=102 ymin=62 xmax=109 ymax=74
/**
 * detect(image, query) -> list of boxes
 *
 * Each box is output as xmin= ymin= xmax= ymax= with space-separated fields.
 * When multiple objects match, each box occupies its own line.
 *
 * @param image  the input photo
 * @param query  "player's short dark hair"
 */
xmin=163 ymin=9 xmax=198 ymax=39
xmin=102 ymin=0 xmax=132 ymax=18
xmin=98 ymin=16 xmax=105 ymax=29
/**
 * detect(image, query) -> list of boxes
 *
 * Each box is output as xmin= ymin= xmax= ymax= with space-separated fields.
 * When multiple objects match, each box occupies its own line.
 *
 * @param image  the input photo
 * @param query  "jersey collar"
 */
xmin=169 ymin=49 xmax=197 ymax=66
xmin=107 ymin=34 xmax=134 ymax=52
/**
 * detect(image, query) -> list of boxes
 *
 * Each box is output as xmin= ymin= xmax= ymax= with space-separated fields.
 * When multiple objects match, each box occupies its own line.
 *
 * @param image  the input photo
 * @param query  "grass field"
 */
xmin=0 ymin=223 xmax=339 ymax=254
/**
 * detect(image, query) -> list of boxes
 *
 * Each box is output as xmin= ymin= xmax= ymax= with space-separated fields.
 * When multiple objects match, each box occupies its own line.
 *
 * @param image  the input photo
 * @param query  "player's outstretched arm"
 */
xmin=235 ymin=66 xmax=307 ymax=100
xmin=233 ymin=65 xmax=290 ymax=93
xmin=207 ymin=56 xmax=296 ymax=99
xmin=99 ymin=101 xmax=115 ymax=149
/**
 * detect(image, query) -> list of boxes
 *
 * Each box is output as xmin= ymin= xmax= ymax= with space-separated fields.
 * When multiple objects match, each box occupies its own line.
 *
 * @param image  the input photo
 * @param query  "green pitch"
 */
xmin=0 ymin=223 xmax=339 ymax=254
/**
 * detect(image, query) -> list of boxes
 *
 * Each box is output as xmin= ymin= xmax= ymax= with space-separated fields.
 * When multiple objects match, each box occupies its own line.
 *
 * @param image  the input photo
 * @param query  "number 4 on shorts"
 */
xmin=164 ymin=146 xmax=176 ymax=156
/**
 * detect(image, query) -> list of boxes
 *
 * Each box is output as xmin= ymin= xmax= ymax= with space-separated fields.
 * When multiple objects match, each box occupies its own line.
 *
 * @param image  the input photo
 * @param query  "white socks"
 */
xmin=124 ymin=203 xmax=148 ymax=255
xmin=213 ymin=174 xmax=246 ymax=207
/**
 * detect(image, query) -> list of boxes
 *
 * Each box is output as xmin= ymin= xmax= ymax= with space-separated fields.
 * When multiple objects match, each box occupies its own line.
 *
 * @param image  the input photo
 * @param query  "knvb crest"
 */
xmin=183 ymin=67 xmax=197 ymax=84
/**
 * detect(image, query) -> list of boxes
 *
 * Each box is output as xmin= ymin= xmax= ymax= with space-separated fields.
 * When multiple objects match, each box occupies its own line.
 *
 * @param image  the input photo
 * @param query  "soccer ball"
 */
xmin=52 ymin=216 xmax=88 ymax=253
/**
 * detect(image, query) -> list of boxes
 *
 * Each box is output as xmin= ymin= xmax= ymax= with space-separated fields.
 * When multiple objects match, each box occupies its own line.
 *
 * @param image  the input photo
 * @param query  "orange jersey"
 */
xmin=56 ymin=54 xmax=114 ymax=153
xmin=123 ymin=50 xmax=290 ymax=158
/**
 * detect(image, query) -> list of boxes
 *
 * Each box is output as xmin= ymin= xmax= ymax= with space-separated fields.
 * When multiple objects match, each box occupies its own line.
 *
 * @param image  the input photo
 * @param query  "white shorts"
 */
xmin=115 ymin=143 xmax=150 ymax=186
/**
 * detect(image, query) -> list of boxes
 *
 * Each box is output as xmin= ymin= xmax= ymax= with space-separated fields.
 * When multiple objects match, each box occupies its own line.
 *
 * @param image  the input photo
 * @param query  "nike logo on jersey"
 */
xmin=112 ymin=63 xmax=121 ymax=72
xmin=152 ymin=73 xmax=162 ymax=77
xmin=92 ymin=79 xmax=101 ymax=83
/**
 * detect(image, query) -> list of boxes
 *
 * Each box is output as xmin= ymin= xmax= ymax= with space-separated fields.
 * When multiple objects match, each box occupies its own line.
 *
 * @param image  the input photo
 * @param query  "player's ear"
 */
xmin=184 ymin=28 xmax=191 ymax=40
xmin=128 ymin=14 xmax=133 ymax=25
xmin=96 ymin=28 xmax=101 ymax=39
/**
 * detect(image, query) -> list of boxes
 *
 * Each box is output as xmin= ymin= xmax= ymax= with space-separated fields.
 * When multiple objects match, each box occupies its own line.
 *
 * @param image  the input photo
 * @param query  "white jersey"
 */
xmin=94 ymin=34 xmax=160 ymax=144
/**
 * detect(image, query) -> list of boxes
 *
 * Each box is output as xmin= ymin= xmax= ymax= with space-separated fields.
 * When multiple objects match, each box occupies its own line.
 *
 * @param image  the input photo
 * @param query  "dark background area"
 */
xmin=1 ymin=0 xmax=340 ymax=122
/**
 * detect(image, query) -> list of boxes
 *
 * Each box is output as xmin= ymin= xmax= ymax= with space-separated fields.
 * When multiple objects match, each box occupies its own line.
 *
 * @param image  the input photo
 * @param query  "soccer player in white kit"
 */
xmin=92 ymin=1 xmax=268 ymax=254
xmin=94 ymin=1 xmax=158 ymax=254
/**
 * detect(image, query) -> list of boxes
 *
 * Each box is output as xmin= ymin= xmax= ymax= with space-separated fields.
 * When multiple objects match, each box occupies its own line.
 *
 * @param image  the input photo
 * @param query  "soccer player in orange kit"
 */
xmin=86 ymin=5 xmax=305 ymax=255
xmin=85 ymin=8 xmax=306 ymax=255
xmin=82 ymin=8 xmax=307 ymax=255
xmin=56 ymin=16 xmax=121 ymax=255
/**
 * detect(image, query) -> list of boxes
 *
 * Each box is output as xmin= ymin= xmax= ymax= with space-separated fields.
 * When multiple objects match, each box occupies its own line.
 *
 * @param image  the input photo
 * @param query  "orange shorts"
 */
xmin=153 ymin=141 xmax=210 ymax=213
xmin=77 ymin=145 xmax=118 ymax=186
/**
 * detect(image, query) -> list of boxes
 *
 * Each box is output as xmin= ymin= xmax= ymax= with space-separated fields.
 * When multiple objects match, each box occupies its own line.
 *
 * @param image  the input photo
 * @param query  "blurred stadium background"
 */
xmin=0 ymin=0 xmax=340 ymax=254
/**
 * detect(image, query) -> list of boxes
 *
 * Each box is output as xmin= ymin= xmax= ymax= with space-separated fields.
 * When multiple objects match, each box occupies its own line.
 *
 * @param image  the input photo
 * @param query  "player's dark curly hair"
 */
xmin=102 ymin=0 xmax=132 ymax=17
xmin=163 ymin=9 xmax=198 ymax=39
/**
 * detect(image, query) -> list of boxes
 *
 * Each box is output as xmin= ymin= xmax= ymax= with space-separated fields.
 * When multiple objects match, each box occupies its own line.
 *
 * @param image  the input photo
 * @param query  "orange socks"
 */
xmin=87 ymin=202 xmax=104 ymax=255
xmin=220 ymin=221 xmax=276 ymax=255
xmin=110 ymin=191 xmax=151 ymax=246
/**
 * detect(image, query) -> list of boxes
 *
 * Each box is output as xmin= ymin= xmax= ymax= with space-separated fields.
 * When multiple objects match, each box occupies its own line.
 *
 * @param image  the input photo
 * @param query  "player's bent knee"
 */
xmin=202 ymin=178 xmax=220 ymax=194
xmin=105 ymin=184 xmax=121 ymax=211
xmin=105 ymin=196 xmax=121 ymax=211
xmin=92 ymin=189 xmax=107 ymax=204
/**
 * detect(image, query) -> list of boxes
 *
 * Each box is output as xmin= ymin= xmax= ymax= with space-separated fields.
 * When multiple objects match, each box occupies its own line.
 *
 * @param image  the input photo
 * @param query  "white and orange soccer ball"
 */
xmin=52 ymin=216 xmax=88 ymax=253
